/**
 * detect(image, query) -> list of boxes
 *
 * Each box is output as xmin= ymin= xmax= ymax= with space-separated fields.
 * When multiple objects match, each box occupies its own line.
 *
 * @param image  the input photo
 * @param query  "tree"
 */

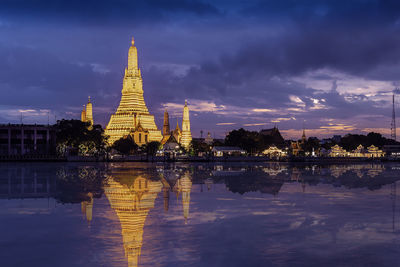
xmin=225 ymin=128 xmax=266 ymax=154
xmin=112 ymin=135 xmax=138 ymax=155
xmin=339 ymin=132 xmax=400 ymax=151
xmin=190 ymin=139 xmax=211 ymax=155
xmin=55 ymin=119 xmax=107 ymax=156
xmin=303 ymin=137 xmax=320 ymax=154
xmin=144 ymin=141 xmax=161 ymax=156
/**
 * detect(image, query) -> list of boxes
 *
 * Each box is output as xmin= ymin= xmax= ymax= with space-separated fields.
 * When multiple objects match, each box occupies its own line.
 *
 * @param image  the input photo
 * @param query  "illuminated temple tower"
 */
xmin=104 ymin=173 xmax=162 ymax=267
xmin=81 ymin=96 xmax=94 ymax=126
xmin=163 ymin=109 xmax=170 ymax=137
xmin=161 ymin=109 xmax=171 ymax=144
xmin=105 ymin=37 xmax=162 ymax=144
xmin=180 ymin=100 xmax=192 ymax=149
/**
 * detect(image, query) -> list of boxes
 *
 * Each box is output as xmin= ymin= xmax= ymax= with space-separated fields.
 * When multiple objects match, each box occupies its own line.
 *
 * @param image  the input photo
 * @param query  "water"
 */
xmin=1 ymin=162 xmax=400 ymax=267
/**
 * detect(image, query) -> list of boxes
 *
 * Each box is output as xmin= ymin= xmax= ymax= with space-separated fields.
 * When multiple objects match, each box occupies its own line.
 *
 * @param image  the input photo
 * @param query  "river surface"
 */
xmin=1 ymin=162 xmax=400 ymax=267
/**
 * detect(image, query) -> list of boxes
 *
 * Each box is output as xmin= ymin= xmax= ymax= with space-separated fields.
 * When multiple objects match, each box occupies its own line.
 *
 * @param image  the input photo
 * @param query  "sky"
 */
xmin=1 ymin=0 xmax=400 ymax=139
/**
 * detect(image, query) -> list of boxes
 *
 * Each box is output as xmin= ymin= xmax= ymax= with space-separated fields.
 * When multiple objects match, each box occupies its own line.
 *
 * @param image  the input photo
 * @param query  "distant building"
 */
xmin=366 ymin=145 xmax=385 ymax=158
xmin=290 ymin=141 xmax=302 ymax=156
xmin=0 ymin=124 xmax=56 ymax=156
xmin=259 ymin=126 xmax=285 ymax=144
xmin=329 ymin=144 xmax=348 ymax=157
xmin=204 ymin=132 xmax=213 ymax=145
xmin=383 ymin=145 xmax=400 ymax=157
xmin=350 ymin=144 xmax=367 ymax=157
xmin=329 ymin=144 xmax=385 ymax=158
xmin=262 ymin=146 xmax=287 ymax=158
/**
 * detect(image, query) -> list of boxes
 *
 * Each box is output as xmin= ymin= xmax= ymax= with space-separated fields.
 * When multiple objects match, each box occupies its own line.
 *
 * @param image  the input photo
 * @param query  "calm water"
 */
xmin=1 ymin=162 xmax=400 ymax=267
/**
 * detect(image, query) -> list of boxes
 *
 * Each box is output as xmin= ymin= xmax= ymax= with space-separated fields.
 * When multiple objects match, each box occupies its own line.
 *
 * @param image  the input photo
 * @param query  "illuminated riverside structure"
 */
xmin=162 ymin=109 xmax=170 ymax=139
xmin=262 ymin=145 xmax=287 ymax=158
xmin=104 ymin=172 xmax=163 ymax=267
xmin=180 ymin=100 xmax=192 ymax=149
xmin=328 ymin=144 xmax=385 ymax=158
xmin=161 ymin=103 xmax=192 ymax=149
xmin=81 ymin=96 xmax=93 ymax=126
xmin=105 ymin=37 xmax=162 ymax=145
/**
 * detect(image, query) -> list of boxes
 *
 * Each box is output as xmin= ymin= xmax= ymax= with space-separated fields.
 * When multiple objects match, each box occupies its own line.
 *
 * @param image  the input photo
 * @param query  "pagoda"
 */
xmin=81 ymin=96 xmax=94 ymax=126
xmin=180 ymin=100 xmax=192 ymax=149
xmin=105 ymin=37 xmax=162 ymax=144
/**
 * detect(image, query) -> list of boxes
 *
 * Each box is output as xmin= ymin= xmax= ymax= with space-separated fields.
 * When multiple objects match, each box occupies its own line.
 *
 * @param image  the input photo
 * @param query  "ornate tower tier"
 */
xmin=105 ymin=37 xmax=162 ymax=144
xmin=180 ymin=100 xmax=192 ymax=149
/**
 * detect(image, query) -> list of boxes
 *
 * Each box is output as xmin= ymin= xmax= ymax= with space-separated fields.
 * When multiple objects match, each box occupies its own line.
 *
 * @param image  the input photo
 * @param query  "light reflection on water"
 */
xmin=0 ymin=162 xmax=400 ymax=267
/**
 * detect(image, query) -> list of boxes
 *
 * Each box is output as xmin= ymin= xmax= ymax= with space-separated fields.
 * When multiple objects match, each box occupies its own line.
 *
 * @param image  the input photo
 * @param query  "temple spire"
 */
xmin=163 ymin=109 xmax=170 ymax=136
xmin=105 ymin=38 xmax=162 ymax=144
xmin=128 ymin=36 xmax=138 ymax=71
xmin=86 ymin=96 xmax=93 ymax=126
xmin=181 ymin=100 xmax=192 ymax=149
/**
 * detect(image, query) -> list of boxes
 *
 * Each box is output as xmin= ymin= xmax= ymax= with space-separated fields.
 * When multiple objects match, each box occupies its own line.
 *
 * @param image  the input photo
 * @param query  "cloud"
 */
xmin=252 ymin=108 xmax=277 ymax=113
xmin=1 ymin=0 xmax=400 ymax=138
xmin=0 ymin=0 xmax=221 ymax=26
xmin=216 ymin=122 xmax=236 ymax=126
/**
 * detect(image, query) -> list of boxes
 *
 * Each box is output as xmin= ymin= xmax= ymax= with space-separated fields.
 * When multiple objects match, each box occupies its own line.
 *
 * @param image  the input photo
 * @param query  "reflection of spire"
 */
xmin=163 ymin=187 xmax=169 ymax=212
xmin=104 ymin=174 xmax=162 ymax=267
xmin=176 ymin=172 xmax=192 ymax=224
xmin=81 ymin=192 xmax=93 ymax=227
xmin=159 ymin=175 xmax=171 ymax=213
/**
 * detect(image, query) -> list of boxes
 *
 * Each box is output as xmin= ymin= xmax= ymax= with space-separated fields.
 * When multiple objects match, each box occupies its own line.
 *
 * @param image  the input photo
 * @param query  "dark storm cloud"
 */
xmin=1 ymin=0 xmax=400 ymax=136
xmin=0 ymin=0 xmax=220 ymax=25
xmin=0 ymin=44 xmax=120 ymax=108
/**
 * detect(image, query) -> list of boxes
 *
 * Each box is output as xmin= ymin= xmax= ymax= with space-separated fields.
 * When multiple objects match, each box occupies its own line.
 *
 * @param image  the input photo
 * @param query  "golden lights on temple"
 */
xmin=104 ymin=172 xmax=163 ymax=267
xmin=105 ymin=37 xmax=163 ymax=145
xmin=81 ymin=96 xmax=93 ymax=126
xmin=95 ymin=36 xmax=192 ymax=148
xmin=103 ymin=169 xmax=193 ymax=267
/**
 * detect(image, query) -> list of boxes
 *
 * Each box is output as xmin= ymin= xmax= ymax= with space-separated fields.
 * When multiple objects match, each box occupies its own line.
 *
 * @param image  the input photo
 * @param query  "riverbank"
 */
xmin=0 ymin=155 xmax=396 ymax=162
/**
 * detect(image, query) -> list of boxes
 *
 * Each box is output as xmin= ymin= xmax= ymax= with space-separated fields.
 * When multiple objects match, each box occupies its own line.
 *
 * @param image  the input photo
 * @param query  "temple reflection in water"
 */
xmin=2 ymin=162 xmax=400 ymax=267
xmin=104 ymin=169 xmax=163 ymax=267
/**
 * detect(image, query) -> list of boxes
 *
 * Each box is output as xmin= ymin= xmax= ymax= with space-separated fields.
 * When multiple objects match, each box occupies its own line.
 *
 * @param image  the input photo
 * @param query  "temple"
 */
xmin=81 ymin=96 xmax=94 ymax=126
xmin=105 ymin=37 xmax=162 ymax=144
xmin=160 ymin=101 xmax=192 ymax=149
xmin=180 ymin=100 xmax=192 ymax=149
